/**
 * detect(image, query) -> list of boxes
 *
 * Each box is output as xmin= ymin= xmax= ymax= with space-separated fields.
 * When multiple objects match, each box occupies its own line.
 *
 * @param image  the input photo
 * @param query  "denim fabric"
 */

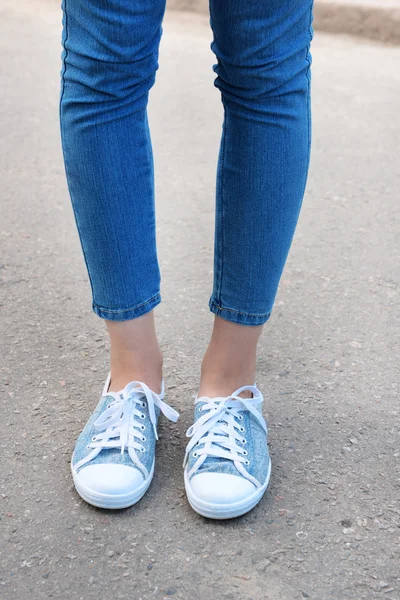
xmin=187 ymin=400 xmax=270 ymax=485
xmin=60 ymin=0 xmax=313 ymax=325
xmin=72 ymin=393 xmax=159 ymax=475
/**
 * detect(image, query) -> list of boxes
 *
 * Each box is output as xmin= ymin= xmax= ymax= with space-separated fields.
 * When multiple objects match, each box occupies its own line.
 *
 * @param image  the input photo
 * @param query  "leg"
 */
xmin=184 ymin=2 xmax=313 ymax=519
xmin=199 ymin=317 xmax=262 ymax=398
xmin=107 ymin=313 xmax=162 ymax=393
xmin=200 ymin=0 xmax=314 ymax=396
xmin=61 ymin=0 xmax=182 ymax=511
xmin=60 ymin=0 xmax=166 ymax=391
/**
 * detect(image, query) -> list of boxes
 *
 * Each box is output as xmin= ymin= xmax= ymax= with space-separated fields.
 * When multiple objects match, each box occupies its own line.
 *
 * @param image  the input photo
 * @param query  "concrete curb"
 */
xmin=167 ymin=0 xmax=400 ymax=45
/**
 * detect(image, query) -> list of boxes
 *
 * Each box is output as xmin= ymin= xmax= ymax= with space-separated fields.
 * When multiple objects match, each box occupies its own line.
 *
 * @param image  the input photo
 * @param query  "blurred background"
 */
xmin=169 ymin=0 xmax=400 ymax=44
xmin=1 ymin=1 xmax=399 ymax=599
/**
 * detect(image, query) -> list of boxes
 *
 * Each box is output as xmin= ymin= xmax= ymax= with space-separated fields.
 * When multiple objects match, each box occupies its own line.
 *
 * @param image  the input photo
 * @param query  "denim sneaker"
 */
xmin=71 ymin=373 xmax=179 ymax=509
xmin=184 ymin=385 xmax=271 ymax=519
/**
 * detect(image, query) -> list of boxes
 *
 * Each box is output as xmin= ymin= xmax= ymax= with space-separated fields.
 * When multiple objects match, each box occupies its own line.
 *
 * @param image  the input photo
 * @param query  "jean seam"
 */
xmin=59 ymin=0 xmax=98 ymax=306
xmin=92 ymin=293 xmax=161 ymax=315
xmin=59 ymin=0 xmax=68 ymax=107
xmin=209 ymin=299 xmax=271 ymax=319
xmin=216 ymin=105 xmax=227 ymax=304
xmin=305 ymin=1 xmax=313 ymax=185
xmin=293 ymin=0 xmax=313 ymax=231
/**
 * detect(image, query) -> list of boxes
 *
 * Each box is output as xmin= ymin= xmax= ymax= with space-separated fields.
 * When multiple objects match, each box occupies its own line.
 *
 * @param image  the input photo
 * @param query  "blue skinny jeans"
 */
xmin=60 ymin=0 xmax=313 ymax=326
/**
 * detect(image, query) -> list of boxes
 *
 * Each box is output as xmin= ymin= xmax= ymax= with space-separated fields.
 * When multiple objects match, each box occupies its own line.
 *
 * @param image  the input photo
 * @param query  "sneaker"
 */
xmin=71 ymin=373 xmax=179 ymax=509
xmin=183 ymin=385 xmax=271 ymax=519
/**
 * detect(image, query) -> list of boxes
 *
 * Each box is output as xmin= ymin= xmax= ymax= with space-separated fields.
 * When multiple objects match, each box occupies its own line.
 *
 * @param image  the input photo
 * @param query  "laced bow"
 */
xmin=183 ymin=386 xmax=266 ymax=486
xmin=75 ymin=381 xmax=179 ymax=475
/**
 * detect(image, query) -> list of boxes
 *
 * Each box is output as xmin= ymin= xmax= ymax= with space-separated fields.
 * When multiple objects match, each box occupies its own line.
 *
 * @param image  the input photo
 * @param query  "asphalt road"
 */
xmin=1 ymin=2 xmax=399 ymax=599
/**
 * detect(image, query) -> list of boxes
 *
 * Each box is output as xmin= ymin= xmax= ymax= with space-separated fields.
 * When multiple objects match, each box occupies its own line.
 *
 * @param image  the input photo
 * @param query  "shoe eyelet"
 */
xmin=239 ymin=415 xmax=244 ymax=421
xmin=240 ymin=426 xmax=245 ymax=433
xmin=142 ymin=402 xmax=146 ymax=408
xmin=92 ymin=436 xmax=96 ymax=441
xmin=193 ymin=451 xmax=198 ymax=458
xmin=142 ymin=436 xmax=146 ymax=442
xmin=242 ymin=438 xmax=247 ymax=445
xmin=140 ymin=413 xmax=145 ymax=419
xmin=243 ymin=450 xmax=248 ymax=456
xmin=86 ymin=445 xmax=91 ymax=450
xmin=245 ymin=460 xmax=250 ymax=466
xmin=140 ymin=424 xmax=146 ymax=431
xmin=141 ymin=447 xmax=146 ymax=453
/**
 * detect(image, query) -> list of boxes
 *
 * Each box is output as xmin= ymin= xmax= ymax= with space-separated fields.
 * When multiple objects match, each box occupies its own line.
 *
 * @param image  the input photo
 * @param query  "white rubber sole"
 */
xmin=184 ymin=459 xmax=271 ymax=520
xmin=71 ymin=462 xmax=154 ymax=510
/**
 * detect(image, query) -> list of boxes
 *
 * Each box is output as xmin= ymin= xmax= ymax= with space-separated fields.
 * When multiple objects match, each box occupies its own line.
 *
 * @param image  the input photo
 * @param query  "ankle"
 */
xmin=199 ymin=358 xmax=256 ymax=399
xmin=109 ymin=372 xmax=163 ymax=395
xmin=105 ymin=312 xmax=163 ymax=393
xmin=198 ymin=317 xmax=262 ymax=398
xmin=109 ymin=350 xmax=163 ymax=394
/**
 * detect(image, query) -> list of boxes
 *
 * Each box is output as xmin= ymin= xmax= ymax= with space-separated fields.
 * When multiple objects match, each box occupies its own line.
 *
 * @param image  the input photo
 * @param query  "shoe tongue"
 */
xmin=102 ymin=392 xmax=122 ymax=403
xmin=196 ymin=395 xmax=226 ymax=404
xmin=103 ymin=386 xmax=146 ymax=402
xmin=195 ymin=395 xmax=211 ymax=403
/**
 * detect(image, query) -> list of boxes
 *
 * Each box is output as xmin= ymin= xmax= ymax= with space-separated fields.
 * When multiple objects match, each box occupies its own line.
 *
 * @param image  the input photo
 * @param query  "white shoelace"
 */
xmin=75 ymin=381 xmax=179 ymax=478
xmin=184 ymin=385 xmax=267 ymax=487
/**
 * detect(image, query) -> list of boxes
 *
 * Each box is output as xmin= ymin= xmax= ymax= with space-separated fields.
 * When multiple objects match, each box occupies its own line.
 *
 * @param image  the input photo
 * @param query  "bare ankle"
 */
xmin=105 ymin=312 xmax=163 ymax=393
xmin=109 ymin=354 xmax=163 ymax=394
xmin=199 ymin=354 xmax=256 ymax=396
xmin=198 ymin=316 xmax=262 ymax=398
xmin=198 ymin=372 xmax=256 ymax=399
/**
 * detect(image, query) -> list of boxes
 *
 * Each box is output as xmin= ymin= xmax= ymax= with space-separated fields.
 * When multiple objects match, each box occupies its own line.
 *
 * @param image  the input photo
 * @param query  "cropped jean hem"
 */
xmin=92 ymin=293 xmax=161 ymax=322
xmin=209 ymin=297 xmax=271 ymax=327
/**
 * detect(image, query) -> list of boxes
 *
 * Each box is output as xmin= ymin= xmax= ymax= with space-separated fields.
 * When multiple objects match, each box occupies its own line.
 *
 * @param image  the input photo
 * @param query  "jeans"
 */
xmin=60 ymin=0 xmax=313 ymax=326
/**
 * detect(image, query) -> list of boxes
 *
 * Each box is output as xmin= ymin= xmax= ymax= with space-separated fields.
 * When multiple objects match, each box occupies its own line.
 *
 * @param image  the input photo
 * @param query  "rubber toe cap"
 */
xmin=189 ymin=472 xmax=256 ymax=505
xmin=77 ymin=463 xmax=144 ymax=496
